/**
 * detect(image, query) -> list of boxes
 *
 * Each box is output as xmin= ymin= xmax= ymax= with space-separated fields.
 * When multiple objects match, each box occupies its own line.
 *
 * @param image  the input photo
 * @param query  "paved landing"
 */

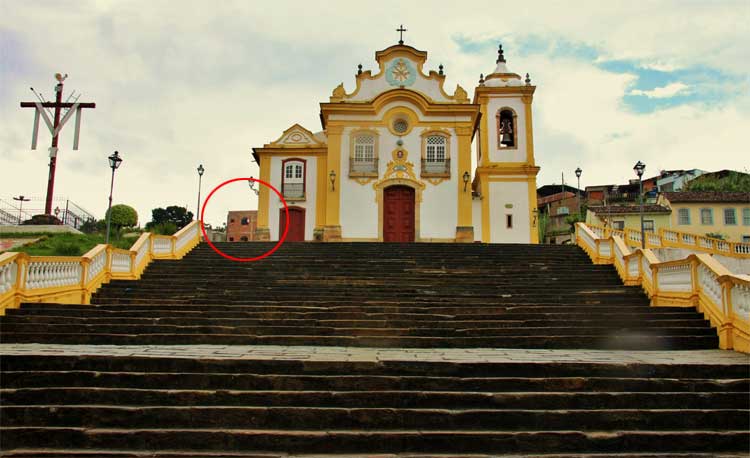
xmin=1 ymin=344 xmax=748 ymax=364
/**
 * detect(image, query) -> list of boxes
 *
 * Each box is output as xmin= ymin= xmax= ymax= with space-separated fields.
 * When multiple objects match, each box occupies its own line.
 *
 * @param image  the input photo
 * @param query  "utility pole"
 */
xmin=20 ymin=74 xmax=96 ymax=215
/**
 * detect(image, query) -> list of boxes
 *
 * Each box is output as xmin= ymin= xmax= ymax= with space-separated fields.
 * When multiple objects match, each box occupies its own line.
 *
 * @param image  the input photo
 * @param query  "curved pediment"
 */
xmin=329 ymin=44 xmax=470 ymax=104
xmin=266 ymin=124 xmax=326 ymax=148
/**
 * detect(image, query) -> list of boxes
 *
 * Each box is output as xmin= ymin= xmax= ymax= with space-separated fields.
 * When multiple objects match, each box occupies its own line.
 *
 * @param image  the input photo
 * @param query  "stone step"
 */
xmin=4 ymin=371 xmax=747 ymax=392
xmin=0 ymin=332 xmax=720 ymax=348
xmin=4 ymin=405 xmax=747 ymax=431
xmin=2 ymin=428 xmax=748 ymax=454
xmin=3 ymin=388 xmax=747 ymax=410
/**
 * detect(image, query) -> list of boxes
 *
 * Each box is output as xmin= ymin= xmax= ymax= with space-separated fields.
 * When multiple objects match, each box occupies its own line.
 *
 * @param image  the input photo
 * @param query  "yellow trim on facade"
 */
xmin=257 ymin=152 xmax=272 ymax=229
xmin=456 ymin=126 xmax=473 ymax=230
xmin=481 ymin=176 xmax=490 ymax=243
xmin=521 ymin=95 xmax=535 ymax=165
xmin=315 ymin=153 xmax=327 ymax=230
xmin=325 ymin=125 xmax=344 ymax=227
xmin=527 ymin=177 xmax=539 ymax=243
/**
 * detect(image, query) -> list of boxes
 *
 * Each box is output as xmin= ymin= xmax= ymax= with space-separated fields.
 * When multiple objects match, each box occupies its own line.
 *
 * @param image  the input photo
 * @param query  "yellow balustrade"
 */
xmin=0 ymin=221 xmax=202 ymax=315
xmin=576 ymin=222 xmax=750 ymax=353
xmin=585 ymin=223 xmax=750 ymax=258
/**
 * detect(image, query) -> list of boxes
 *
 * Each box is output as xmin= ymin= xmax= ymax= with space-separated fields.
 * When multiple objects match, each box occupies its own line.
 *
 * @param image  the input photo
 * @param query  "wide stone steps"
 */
xmin=1 ymin=355 xmax=748 ymax=455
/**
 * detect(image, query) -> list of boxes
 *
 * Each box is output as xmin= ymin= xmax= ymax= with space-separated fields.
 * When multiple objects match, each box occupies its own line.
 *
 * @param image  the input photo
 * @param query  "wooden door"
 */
xmin=383 ymin=186 xmax=415 ymax=242
xmin=279 ymin=207 xmax=305 ymax=241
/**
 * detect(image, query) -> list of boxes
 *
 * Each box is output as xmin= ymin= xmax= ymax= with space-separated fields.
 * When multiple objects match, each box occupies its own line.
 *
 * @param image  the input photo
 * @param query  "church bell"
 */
xmin=500 ymin=120 xmax=513 ymax=146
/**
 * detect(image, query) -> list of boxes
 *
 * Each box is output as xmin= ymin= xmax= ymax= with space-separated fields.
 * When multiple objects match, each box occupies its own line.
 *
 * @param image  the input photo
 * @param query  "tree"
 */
xmin=146 ymin=206 xmax=193 ymax=231
xmin=106 ymin=205 xmax=138 ymax=229
xmin=685 ymin=171 xmax=750 ymax=192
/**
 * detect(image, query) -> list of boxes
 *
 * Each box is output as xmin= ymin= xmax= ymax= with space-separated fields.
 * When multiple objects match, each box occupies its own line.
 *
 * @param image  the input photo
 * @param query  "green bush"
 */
xmin=150 ymin=222 xmax=178 ymax=235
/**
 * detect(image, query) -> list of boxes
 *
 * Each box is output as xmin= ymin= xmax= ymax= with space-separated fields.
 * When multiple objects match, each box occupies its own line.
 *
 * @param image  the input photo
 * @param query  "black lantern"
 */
xmin=462 ymin=171 xmax=470 ymax=192
xmin=329 ymin=170 xmax=336 ymax=191
xmin=108 ymin=151 xmax=122 ymax=170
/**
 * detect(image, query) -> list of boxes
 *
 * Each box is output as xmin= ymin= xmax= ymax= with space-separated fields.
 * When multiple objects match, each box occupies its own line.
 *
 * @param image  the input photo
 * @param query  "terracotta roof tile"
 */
xmin=662 ymin=191 xmax=750 ymax=203
xmin=588 ymin=205 xmax=672 ymax=215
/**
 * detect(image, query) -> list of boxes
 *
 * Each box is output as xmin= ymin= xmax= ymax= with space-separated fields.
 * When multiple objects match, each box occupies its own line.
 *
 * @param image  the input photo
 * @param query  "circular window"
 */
xmin=393 ymin=119 xmax=408 ymax=134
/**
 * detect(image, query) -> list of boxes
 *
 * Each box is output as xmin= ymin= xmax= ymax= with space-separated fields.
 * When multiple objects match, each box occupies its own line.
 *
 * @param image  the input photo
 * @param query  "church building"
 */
xmin=252 ymin=36 xmax=540 ymax=243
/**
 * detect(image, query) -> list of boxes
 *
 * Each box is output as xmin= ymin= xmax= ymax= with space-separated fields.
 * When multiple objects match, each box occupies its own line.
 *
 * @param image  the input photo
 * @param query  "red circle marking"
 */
xmin=199 ymin=177 xmax=289 ymax=262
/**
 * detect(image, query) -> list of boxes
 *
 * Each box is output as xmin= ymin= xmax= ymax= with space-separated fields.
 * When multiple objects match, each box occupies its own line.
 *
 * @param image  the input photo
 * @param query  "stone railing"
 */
xmin=0 ymin=221 xmax=202 ymax=314
xmin=586 ymin=223 xmax=750 ymax=258
xmin=576 ymin=222 xmax=750 ymax=352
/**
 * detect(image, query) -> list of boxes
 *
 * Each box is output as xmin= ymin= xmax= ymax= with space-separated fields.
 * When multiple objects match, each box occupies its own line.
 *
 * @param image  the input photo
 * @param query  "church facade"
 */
xmin=252 ymin=40 xmax=540 ymax=243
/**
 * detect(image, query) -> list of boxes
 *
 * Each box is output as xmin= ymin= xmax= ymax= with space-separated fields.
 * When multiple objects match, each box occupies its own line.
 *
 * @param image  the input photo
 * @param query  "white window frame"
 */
xmin=724 ymin=208 xmax=737 ymax=226
xmin=678 ymin=208 xmax=691 ymax=225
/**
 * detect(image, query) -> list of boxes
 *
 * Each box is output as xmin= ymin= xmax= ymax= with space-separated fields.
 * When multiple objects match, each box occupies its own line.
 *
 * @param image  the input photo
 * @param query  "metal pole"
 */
xmin=577 ymin=176 xmax=581 ymax=217
xmin=65 ymin=199 xmax=70 ymax=226
xmin=105 ymin=166 xmax=116 ymax=245
xmin=639 ymin=177 xmax=645 ymax=249
xmin=45 ymin=82 xmax=64 ymax=215
xmin=197 ymin=174 xmax=202 ymax=221
xmin=18 ymin=200 xmax=23 ymax=224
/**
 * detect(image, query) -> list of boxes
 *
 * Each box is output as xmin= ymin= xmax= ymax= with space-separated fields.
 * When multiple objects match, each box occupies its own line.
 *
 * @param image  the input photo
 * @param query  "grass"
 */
xmin=2 ymin=233 xmax=140 ymax=256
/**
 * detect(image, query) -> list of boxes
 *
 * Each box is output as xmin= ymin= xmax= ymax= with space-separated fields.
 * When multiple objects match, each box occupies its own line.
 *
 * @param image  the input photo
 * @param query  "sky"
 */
xmin=1 ymin=0 xmax=749 ymax=228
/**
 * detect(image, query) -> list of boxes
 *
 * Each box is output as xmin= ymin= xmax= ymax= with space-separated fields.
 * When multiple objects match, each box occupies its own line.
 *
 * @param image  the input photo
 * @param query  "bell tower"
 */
xmin=473 ymin=44 xmax=540 ymax=243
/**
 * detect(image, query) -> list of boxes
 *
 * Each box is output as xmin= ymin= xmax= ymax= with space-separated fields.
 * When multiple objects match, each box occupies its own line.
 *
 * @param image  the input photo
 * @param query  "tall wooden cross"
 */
xmin=20 ymin=74 xmax=96 ymax=215
xmin=396 ymin=25 xmax=407 ymax=45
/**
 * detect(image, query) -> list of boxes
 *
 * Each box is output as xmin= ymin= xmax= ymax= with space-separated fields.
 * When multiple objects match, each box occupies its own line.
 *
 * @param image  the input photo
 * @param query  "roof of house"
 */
xmin=537 ymin=191 xmax=576 ymax=206
xmin=537 ymin=184 xmax=581 ymax=197
xmin=588 ymin=205 xmax=672 ymax=215
xmin=662 ymin=191 xmax=750 ymax=203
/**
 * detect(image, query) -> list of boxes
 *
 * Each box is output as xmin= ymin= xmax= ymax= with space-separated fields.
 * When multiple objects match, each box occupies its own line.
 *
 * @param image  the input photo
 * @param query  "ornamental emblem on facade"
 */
xmin=386 ymin=59 xmax=416 ymax=87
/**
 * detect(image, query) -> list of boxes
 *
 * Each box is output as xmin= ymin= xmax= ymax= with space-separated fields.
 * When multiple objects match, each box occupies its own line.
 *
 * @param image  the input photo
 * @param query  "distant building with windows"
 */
xmin=226 ymin=210 xmax=258 ymax=242
xmin=655 ymin=169 xmax=707 ymax=192
xmin=586 ymin=205 xmax=672 ymax=233
xmin=658 ymin=192 xmax=750 ymax=243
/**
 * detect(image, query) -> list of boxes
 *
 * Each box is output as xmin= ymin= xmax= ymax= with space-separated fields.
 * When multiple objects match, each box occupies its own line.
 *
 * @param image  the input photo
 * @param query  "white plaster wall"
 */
xmin=487 ymin=97 xmax=527 ymax=163
xmin=420 ymin=127 xmax=458 ymax=239
xmin=268 ymin=156 xmax=317 ymax=241
xmin=348 ymin=57 xmax=453 ymax=103
xmin=340 ymin=127 xmax=380 ymax=239
xmin=472 ymin=198 xmax=483 ymax=242
xmin=339 ymin=124 xmax=460 ymax=240
xmin=489 ymin=180 xmax=530 ymax=243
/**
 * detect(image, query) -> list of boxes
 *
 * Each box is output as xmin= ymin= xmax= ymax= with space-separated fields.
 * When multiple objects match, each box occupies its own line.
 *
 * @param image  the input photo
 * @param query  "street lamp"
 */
xmin=105 ymin=151 xmax=123 ymax=245
xmin=12 ymin=195 xmax=30 ymax=225
xmin=633 ymin=160 xmax=646 ymax=249
xmin=196 ymin=164 xmax=205 ymax=221
xmin=462 ymin=171 xmax=471 ymax=192
xmin=329 ymin=170 xmax=336 ymax=191
xmin=574 ymin=167 xmax=582 ymax=217
xmin=248 ymin=177 xmax=259 ymax=196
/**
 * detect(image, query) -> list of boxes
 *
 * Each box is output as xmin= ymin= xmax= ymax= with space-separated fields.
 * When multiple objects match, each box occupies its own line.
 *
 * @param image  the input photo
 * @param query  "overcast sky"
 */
xmin=2 ymin=0 xmax=748 ymax=228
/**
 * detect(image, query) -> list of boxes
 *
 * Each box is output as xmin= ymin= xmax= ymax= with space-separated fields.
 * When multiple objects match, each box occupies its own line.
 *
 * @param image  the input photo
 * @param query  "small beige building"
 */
xmin=586 ymin=205 xmax=672 ymax=233
xmin=659 ymin=192 xmax=750 ymax=243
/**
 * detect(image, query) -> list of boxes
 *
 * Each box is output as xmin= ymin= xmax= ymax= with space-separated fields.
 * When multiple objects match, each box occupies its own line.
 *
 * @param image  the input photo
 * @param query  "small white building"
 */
xmin=252 ymin=40 xmax=540 ymax=243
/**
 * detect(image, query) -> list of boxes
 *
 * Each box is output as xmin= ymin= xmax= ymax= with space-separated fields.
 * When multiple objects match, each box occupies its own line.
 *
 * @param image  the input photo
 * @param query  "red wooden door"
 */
xmin=279 ymin=207 xmax=305 ymax=241
xmin=383 ymin=186 xmax=415 ymax=242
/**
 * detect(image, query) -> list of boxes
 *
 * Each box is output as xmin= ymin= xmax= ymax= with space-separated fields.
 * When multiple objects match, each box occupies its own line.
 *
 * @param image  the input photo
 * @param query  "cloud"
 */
xmin=630 ymin=82 xmax=690 ymax=98
xmin=1 ymin=0 xmax=748 ymax=227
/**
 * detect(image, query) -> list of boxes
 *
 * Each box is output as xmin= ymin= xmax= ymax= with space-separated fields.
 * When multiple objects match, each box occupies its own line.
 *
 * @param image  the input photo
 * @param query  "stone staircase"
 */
xmin=1 ymin=242 xmax=748 ymax=456
xmin=0 ymin=243 xmax=721 ymax=349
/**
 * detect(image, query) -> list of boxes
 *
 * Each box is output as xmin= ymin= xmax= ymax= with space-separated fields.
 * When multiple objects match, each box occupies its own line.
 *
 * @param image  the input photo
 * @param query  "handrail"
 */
xmin=0 ymin=221 xmax=202 ymax=314
xmin=584 ymin=223 xmax=750 ymax=258
xmin=575 ymin=222 xmax=750 ymax=353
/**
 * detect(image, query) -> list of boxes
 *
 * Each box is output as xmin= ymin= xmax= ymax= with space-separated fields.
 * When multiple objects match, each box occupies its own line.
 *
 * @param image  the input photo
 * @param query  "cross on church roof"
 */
xmin=396 ymin=24 xmax=407 ymax=45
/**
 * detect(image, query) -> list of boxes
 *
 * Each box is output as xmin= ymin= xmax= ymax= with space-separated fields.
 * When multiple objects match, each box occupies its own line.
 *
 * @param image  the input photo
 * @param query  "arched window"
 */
xmin=421 ymin=132 xmax=450 ymax=176
xmin=350 ymin=132 xmax=378 ymax=176
xmin=497 ymin=108 xmax=517 ymax=149
xmin=281 ymin=158 xmax=306 ymax=200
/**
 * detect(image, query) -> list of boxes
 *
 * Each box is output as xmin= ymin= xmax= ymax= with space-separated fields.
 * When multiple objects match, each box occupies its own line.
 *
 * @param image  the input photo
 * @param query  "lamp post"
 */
xmin=574 ymin=167 xmax=582 ymax=218
xmin=329 ymin=170 xmax=336 ymax=191
xmin=196 ymin=164 xmax=205 ymax=221
xmin=105 ymin=151 xmax=123 ymax=245
xmin=248 ymin=177 xmax=259 ymax=196
xmin=12 ymin=195 xmax=30 ymax=225
xmin=633 ymin=160 xmax=646 ymax=249
xmin=462 ymin=171 xmax=470 ymax=192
